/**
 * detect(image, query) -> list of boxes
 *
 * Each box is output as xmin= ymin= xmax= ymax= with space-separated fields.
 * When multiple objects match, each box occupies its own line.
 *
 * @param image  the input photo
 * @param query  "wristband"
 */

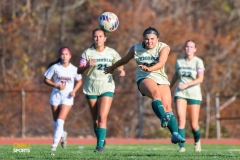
xmin=79 ymin=57 xmax=87 ymax=67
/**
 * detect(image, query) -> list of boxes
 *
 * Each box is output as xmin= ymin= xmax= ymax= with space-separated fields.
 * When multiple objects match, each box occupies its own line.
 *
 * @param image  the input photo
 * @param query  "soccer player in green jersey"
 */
xmin=78 ymin=28 xmax=125 ymax=153
xmin=104 ymin=27 xmax=185 ymax=144
xmin=170 ymin=40 xmax=205 ymax=152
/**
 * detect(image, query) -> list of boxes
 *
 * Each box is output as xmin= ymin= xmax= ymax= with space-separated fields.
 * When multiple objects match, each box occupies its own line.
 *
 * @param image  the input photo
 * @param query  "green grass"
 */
xmin=0 ymin=144 xmax=239 ymax=160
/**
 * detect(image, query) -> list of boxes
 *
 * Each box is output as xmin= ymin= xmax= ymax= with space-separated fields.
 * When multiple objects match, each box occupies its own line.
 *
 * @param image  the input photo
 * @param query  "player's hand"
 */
xmin=178 ymin=83 xmax=188 ymax=90
xmin=70 ymin=91 xmax=76 ymax=97
xmin=139 ymin=65 xmax=149 ymax=72
xmin=118 ymin=69 xmax=125 ymax=77
xmin=88 ymin=59 xmax=96 ymax=67
xmin=104 ymin=66 xmax=115 ymax=74
xmin=56 ymin=83 xmax=66 ymax=90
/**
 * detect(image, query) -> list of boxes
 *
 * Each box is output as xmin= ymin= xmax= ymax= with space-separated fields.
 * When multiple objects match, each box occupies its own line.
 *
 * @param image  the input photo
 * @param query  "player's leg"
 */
xmin=52 ymin=104 xmax=72 ymax=150
xmin=86 ymin=95 xmax=99 ymax=150
xmin=175 ymin=98 xmax=187 ymax=152
xmin=86 ymin=95 xmax=98 ymax=137
xmin=94 ymin=93 xmax=113 ymax=152
xmin=50 ymin=105 xmax=59 ymax=151
xmin=158 ymin=85 xmax=185 ymax=144
xmin=51 ymin=105 xmax=60 ymax=130
xmin=50 ymin=92 xmax=61 ymax=151
xmin=138 ymin=79 xmax=168 ymax=127
xmin=187 ymin=102 xmax=201 ymax=152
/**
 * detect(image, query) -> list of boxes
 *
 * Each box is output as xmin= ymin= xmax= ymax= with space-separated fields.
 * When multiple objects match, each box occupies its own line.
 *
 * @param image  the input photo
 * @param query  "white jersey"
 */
xmin=44 ymin=62 xmax=82 ymax=94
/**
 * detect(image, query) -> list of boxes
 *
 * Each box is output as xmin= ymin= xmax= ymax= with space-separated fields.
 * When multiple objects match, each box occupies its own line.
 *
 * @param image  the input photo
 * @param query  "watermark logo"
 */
xmin=13 ymin=143 xmax=30 ymax=153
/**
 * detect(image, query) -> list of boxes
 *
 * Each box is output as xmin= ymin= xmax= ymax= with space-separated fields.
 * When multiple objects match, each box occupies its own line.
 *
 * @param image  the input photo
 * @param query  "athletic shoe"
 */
xmin=194 ymin=140 xmax=201 ymax=152
xmin=51 ymin=146 xmax=57 ymax=151
xmin=94 ymin=147 xmax=104 ymax=153
xmin=171 ymin=132 xmax=186 ymax=144
xmin=61 ymin=131 xmax=67 ymax=148
xmin=161 ymin=113 xmax=171 ymax=128
xmin=179 ymin=147 xmax=186 ymax=152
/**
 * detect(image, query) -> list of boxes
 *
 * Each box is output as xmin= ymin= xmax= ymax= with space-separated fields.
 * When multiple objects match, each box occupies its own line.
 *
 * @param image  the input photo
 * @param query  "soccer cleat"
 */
xmin=179 ymin=147 xmax=186 ymax=152
xmin=61 ymin=131 xmax=68 ymax=148
xmin=94 ymin=147 xmax=104 ymax=153
xmin=194 ymin=140 xmax=201 ymax=152
xmin=160 ymin=113 xmax=171 ymax=128
xmin=171 ymin=132 xmax=186 ymax=144
xmin=51 ymin=146 xmax=57 ymax=151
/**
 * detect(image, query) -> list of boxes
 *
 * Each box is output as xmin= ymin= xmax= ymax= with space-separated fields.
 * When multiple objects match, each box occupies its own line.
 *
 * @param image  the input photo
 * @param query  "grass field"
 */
xmin=0 ymin=143 xmax=239 ymax=160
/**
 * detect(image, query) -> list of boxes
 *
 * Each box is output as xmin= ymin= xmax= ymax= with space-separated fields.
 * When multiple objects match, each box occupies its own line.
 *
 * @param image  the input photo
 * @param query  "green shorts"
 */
xmin=137 ymin=79 xmax=146 ymax=96
xmin=86 ymin=92 xmax=114 ymax=99
xmin=175 ymin=96 xmax=201 ymax=105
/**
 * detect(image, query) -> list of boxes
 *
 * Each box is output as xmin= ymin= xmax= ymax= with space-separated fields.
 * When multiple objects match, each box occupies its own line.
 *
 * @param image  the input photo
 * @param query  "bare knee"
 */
xmin=152 ymin=90 xmax=161 ymax=99
xmin=191 ymin=123 xmax=199 ymax=131
xmin=178 ymin=118 xmax=186 ymax=128
xmin=98 ymin=115 xmax=107 ymax=125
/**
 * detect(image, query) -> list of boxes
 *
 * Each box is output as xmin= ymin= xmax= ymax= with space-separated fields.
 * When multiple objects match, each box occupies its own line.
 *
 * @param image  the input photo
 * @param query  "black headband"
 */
xmin=143 ymin=30 xmax=159 ymax=37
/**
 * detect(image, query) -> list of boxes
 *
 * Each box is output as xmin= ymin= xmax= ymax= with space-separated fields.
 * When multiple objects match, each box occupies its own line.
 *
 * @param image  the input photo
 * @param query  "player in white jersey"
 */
xmin=170 ymin=40 xmax=204 ymax=152
xmin=105 ymin=27 xmax=185 ymax=144
xmin=44 ymin=47 xmax=82 ymax=152
xmin=78 ymin=28 xmax=125 ymax=153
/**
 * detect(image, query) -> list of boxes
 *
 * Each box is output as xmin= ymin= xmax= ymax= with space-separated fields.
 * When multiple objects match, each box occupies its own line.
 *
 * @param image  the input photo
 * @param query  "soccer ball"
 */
xmin=98 ymin=12 xmax=119 ymax=32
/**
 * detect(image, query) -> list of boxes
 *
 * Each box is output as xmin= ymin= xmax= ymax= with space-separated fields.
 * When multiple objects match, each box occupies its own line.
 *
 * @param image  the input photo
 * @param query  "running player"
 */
xmin=104 ymin=27 xmax=185 ymax=144
xmin=44 ymin=47 xmax=82 ymax=152
xmin=170 ymin=40 xmax=204 ymax=152
xmin=78 ymin=28 xmax=125 ymax=153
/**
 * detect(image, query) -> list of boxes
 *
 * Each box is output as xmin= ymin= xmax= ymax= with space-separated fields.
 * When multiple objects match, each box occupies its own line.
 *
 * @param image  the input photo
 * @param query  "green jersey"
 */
xmin=174 ymin=56 xmax=205 ymax=100
xmin=81 ymin=46 xmax=121 ymax=95
xmin=134 ymin=42 xmax=170 ymax=85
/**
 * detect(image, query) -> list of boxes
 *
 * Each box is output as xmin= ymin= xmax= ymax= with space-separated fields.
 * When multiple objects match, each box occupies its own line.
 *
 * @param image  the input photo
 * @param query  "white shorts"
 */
xmin=50 ymin=91 xmax=73 ymax=106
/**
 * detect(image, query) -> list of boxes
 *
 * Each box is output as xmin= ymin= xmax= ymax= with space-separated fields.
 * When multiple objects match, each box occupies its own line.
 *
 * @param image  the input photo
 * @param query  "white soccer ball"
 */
xmin=98 ymin=12 xmax=119 ymax=32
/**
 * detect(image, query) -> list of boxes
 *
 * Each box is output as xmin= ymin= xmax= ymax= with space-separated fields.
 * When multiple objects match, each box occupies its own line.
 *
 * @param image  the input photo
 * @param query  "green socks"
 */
xmin=192 ymin=128 xmax=201 ymax=143
xmin=152 ymin=100 xmax=179 ymax=135
xmin=178 ymin=128 xmax=185 ymax=147
xmin=94 ymin=126 xmax=98 ymax=137
xmin=151 ymin=100 xmax=166 ymax=119
xmin=96 ymin=128 xmax=106 ymax=148
xmin=166 ymin=112 xmax=178 ymax=134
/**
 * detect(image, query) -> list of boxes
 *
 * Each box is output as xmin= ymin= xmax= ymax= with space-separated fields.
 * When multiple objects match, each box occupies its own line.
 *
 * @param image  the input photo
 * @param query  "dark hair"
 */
xmin=184 ymin=39 xmax=196 ymax=48
xmin=90 ymin=28 xmax=106 ymax=48
xmin=143 ymin=27 xmax=160 ymax=38
xmin=47 ymin=47 xmax=71 ymax=69
xmin=92 ymin=28 xmax=106 ymax=37
xmin=142 ymin=27 xmax=162 ymax=48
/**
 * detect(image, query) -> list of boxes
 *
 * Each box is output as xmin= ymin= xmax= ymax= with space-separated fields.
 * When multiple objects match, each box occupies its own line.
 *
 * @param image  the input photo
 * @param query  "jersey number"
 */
xmin=97 ymin=64 xmax=107 ymax=70
xmin=181 ymin=71 xmax=192 ymax=77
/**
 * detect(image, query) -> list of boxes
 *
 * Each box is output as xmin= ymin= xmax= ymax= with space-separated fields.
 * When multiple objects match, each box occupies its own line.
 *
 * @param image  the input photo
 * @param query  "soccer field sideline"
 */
xmin=1 ymin=138 xmax=239 ymax=145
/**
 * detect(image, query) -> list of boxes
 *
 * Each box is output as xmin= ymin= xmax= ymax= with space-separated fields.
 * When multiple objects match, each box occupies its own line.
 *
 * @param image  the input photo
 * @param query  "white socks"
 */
xmin=52 ymin=119 xmax=64 ymax=147
xmin=54 ymin=121 xmax=57 ymax=130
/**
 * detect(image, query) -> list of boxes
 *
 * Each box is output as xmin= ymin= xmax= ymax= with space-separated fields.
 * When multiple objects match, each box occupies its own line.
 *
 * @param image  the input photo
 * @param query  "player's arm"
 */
xmin=178 ymin=71 xmax=204 ymax=90
xmin=139 ymin=46 xmax=169 ymax=72
xmin=43 ymin=77 xmax=65 ymax=90
xmin=117 ymin=65 xmax=125 ymax=77
xmin=70 ymin=79 xmax=82 ymax=97
xmin=104 ymin=46 xmax=134 ymax=74
xmin=77 ymin=57 xmax=95 ymax=74
xmin=170 ymin=71 xmax=178 ymax=89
